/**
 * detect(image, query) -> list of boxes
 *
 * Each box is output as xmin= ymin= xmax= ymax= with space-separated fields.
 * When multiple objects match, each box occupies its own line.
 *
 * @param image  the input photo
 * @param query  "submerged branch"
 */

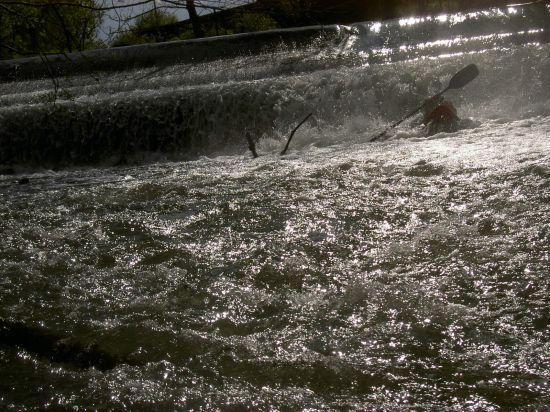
xmin=280 ymin=113 xmax=313 ymax=156
xmin=246 ymin=132 xmax=259 ymax=158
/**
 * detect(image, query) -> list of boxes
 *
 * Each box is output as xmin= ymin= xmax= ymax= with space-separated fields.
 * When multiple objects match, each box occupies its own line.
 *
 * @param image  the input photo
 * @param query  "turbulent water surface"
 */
xmin=0 ymin=4 xmax=549 ymax=410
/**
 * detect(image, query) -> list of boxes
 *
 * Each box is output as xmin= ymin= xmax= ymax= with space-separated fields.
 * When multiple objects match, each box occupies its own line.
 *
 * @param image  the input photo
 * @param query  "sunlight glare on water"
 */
xmin=0 ymin=2 xmax=549 ymax=410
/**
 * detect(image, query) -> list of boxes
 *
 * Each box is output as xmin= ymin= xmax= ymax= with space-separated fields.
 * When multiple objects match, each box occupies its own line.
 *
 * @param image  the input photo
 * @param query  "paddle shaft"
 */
xmin=371 ymin=88 xmax=448 ymax=142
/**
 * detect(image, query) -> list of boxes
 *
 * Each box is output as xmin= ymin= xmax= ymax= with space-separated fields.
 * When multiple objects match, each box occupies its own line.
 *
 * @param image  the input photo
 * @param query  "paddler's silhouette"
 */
xmin=371 ymin=64 xmax=479 ymax=141
xmin=422 ymin=95 xmax=460 ymax=136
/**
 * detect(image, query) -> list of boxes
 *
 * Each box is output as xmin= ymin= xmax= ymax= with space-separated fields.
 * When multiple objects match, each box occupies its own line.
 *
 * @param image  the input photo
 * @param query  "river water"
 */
xmin=0 ymin=4 xmax=549 ymax=410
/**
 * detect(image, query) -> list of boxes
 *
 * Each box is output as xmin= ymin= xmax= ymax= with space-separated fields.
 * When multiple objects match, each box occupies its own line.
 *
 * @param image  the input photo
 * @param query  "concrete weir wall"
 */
xmin=0 ymin=25 xmax=349 ymax=82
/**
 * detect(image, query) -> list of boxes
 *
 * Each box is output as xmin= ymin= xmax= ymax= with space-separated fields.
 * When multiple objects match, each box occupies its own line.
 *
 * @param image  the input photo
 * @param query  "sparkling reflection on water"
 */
xmin=1 ymin=3 xmax=549 ymax=408
xmin=0 ymin=118 xmax=548 ymax=409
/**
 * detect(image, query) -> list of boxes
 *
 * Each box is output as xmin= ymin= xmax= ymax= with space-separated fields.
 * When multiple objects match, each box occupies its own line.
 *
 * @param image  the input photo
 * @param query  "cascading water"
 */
xmin=0 ymin=2 xmax=549 ymax=410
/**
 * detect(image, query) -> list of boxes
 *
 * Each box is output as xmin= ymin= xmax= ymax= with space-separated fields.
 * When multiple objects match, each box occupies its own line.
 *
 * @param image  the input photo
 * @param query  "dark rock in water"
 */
xmin=405 ymin=160 xmax=445 ymax=177
xmin=17 ymin=177 xmax=30 ymax=185
xmin=0 ymin=167 xmax=15 ymax=175
xmin=0 ymin=319 xmax=122 ymax=371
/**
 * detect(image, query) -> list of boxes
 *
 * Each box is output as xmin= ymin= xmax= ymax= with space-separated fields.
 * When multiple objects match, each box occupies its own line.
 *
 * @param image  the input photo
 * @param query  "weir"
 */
xmin=0 ymin=26 xmax=348 ymax=82
xmin=0 ymin=2 xmax=549 ymax=169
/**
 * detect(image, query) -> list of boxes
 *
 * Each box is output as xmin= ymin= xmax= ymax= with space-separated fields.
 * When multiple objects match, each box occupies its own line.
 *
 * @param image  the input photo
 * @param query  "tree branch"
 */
xmin=0 ymin=0 xmax=156 ymax=12
xmin=38 ymin=52 xmax=60 ymax=94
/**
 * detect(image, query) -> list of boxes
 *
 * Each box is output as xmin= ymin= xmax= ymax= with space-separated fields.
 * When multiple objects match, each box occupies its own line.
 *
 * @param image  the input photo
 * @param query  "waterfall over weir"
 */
xmin=0 ymin=2 xmax=549 ymax=168
xmin=0 ymin=3 xmax=549 ymax=410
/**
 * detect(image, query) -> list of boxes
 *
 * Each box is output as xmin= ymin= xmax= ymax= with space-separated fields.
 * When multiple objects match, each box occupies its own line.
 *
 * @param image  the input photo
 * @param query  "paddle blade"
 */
xmin=448 ymin=64 xmax=479 ymax=90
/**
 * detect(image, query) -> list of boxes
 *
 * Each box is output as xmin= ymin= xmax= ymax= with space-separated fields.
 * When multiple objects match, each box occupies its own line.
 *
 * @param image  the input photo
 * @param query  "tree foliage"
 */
xmin=261 ymin=0 xmax=314 ymax=27
xmin=112 ymin=9 xmax=178 ymax=47
xmin=0 ymin=0 xmax=103 ymax=59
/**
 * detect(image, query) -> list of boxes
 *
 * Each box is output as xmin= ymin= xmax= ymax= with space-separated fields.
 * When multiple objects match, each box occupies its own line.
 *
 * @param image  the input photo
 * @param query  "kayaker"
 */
xmin=422 ymin=95 xmax=460 ymax=136
xmin=371 ymin=64 xmax=479 ymax=142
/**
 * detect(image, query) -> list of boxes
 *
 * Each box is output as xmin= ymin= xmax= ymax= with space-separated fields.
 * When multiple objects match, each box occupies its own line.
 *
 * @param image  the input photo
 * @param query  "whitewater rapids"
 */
xmin=0 ymin=3 xmax=549 ymax=410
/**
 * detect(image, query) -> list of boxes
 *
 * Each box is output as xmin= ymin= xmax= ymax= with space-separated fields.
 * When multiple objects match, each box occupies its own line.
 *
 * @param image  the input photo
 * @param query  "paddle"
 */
xmin=371 ymin=63 xmax=480 ymax=142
